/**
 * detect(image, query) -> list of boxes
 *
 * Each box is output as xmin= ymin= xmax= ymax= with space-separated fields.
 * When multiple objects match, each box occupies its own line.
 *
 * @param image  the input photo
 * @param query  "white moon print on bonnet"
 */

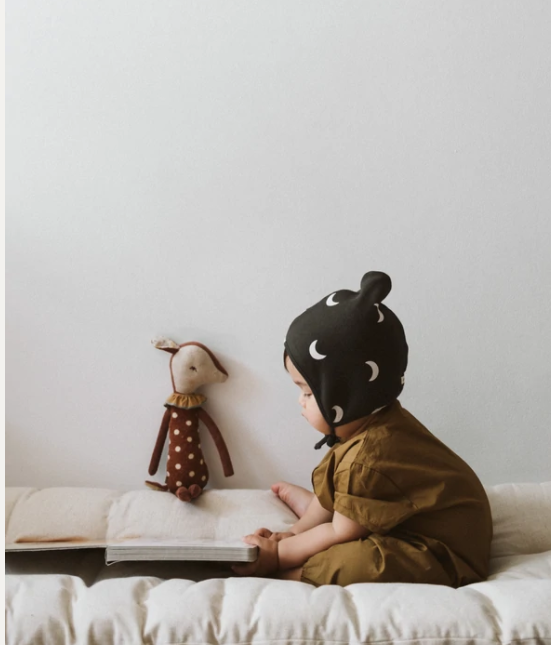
xmin=284 ymin=271 xmax=409 ymax=449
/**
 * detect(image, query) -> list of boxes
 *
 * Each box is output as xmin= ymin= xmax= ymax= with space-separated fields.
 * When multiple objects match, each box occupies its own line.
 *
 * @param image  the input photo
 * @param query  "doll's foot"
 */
xmin=145 ymin=481 xmax=169 ymax=492
xmin=189 ymin=484 xmax=202 ymax=499
xmin=176 ymin=485 xmax=203 ymax=502
xmin=176 ymin=486 xmax=192 ymax=502
xmin=271 ymin=482 xmax=314 ymax=518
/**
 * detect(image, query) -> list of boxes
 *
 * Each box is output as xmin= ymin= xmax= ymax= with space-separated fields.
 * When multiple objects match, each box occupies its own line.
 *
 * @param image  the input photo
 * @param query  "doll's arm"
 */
xmin=148 ymin=408 xmax=171 ymax=476
xmin=196 ymin=407 xmax=234 ymax=477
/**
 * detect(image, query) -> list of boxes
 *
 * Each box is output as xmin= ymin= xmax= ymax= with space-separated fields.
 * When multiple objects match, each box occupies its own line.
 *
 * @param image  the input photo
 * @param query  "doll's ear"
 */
xmin=151 ymin=337 xmax=180 ymax=354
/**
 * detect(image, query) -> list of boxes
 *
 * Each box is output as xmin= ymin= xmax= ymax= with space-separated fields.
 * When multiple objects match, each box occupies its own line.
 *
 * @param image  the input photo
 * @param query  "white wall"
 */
xmin=6 ymin=1 xmax=551 ymax=491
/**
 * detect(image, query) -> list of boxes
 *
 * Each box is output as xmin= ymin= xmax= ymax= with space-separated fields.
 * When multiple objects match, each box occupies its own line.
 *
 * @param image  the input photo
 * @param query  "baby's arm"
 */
xmin=254 ymin=494 xmax=333 ymax=541
xmin=278 ymin=510 xmax=370 ymax=570
xmin=290 ymin=494 xmax=334 ymax=534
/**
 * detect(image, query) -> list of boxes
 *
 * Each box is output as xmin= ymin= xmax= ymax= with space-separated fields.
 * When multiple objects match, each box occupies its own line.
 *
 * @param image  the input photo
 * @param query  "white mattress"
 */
xmin=5 ymin=483 xmax=551 ymax=645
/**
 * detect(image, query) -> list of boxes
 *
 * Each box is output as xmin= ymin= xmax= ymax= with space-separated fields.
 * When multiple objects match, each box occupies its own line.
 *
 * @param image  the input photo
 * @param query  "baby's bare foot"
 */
xmin=271 ymin=481 xmax=314 ymax=518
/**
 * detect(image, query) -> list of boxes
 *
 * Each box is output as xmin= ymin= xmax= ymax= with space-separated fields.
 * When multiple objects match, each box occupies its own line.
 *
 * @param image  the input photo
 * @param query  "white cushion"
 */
xmin=106 ymin=488 xmax=297 ymax=541
xmin=5 ymin=487 xmax=298 ymax=548
xmin=488 ymin=551 xmax=551 ymax=580
xmin=6 ymin=483 xmax=551 ymax=555
xmin=5 ymin=483 xmax=551 ymax=645
xmin=5 ymin=487 xmax=119 ymax=545
xmin=486 ymin=482 xmax=551 ymax=556
xmin=6 ymin=574 xmax=551 ymax=644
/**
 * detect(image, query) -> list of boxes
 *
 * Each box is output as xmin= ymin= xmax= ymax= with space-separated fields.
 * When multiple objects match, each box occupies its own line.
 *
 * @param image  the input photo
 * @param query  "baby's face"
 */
xmin=285 ymin=355 xmax=331 ymax=435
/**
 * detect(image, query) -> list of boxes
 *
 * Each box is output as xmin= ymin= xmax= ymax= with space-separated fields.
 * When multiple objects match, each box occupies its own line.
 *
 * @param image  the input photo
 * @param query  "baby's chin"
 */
xmin=301 ymin=415 xmax=330 ymax=434
xmin=312 ymin=424 xmax=332 ymax=435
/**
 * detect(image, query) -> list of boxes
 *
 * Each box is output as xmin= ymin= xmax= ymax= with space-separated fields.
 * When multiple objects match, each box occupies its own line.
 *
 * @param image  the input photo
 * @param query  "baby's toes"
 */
xmin=271 ymin=481 xmax=289 ymax=499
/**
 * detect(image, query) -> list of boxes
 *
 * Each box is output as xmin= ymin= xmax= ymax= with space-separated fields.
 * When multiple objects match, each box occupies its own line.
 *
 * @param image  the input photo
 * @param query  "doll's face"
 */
xmin=171 ymin=345 xmax=227 ymax=393
xmin=285 ymin=355 xmax=331 ymax=435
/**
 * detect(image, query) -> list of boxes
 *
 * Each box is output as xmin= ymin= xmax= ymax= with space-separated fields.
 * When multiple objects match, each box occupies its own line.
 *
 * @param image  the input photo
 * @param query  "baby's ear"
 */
xmin=151 ymin=337 xmax=180 ymax=354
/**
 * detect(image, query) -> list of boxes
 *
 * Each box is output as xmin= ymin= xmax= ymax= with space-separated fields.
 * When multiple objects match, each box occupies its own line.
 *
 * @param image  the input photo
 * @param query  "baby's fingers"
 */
xmin=253 ymin=527 xmax=272 ymax=538
xmin=269 ymin=531 xmax=295 ymax=542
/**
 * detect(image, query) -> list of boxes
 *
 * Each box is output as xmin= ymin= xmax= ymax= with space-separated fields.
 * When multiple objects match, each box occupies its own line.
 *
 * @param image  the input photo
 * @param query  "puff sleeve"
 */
xmin=333 ymin=462 xmax=418 ymax=534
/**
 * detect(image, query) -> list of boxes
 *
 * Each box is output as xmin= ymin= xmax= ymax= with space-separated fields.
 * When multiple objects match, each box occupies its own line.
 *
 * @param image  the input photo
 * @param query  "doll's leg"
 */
xmin=189 ymin=484 xmax=202 ymax=499
xmin=271 ymin=482 xmax=314 ymax=518
xmin=176 ymin=486 xmax=192 ymax=502
xmin=176 ymin=484 xmax=203 ymax=502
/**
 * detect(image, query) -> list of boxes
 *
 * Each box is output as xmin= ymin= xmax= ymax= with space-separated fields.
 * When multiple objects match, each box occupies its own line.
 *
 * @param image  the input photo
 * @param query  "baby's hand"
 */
xmin=232 ymin=534 xmax=279 ymax=578
xmin=270 ymin=531 xmax=295 ymax=542
xmin=253 ymin=527 xmax=295 ymax=542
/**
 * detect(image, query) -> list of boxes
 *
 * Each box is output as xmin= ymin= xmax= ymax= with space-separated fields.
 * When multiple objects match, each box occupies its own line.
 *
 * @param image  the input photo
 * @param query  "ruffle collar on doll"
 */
xmin=164 ymin=392 xmax=207 ymax=409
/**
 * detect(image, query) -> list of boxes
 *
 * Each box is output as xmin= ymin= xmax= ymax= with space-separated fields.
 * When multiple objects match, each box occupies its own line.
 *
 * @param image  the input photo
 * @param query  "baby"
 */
xmin=232 ymin=271 xmax=493 ymax=587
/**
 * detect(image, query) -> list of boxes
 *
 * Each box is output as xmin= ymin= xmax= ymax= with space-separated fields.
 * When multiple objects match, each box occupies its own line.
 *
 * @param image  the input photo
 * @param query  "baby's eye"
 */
xmin=304 ymin=392 xmax=312 ymax=398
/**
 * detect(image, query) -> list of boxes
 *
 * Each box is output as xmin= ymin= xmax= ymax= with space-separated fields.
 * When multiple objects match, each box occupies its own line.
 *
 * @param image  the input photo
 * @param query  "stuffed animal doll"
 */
xmin=145 ymin=337 xmax=234 ymax=502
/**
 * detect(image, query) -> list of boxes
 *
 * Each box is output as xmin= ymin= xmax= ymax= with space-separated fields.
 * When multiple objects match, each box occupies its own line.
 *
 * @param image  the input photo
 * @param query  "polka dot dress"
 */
xmin=165 ymin=408 xmax=209 ymax=491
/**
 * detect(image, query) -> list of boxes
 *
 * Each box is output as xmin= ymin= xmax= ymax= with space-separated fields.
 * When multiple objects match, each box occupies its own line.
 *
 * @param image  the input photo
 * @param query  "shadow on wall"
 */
xmin=144 ymin=352 xmax=283 ymax=492
xmin=201 ymin=355 xmax=284 ymax=490
xmin=6 ymin=348 xmax=285 ymax=491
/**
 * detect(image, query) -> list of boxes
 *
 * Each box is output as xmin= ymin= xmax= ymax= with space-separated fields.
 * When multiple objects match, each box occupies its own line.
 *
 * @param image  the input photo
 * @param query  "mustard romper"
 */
xmin=300 ymin=400 xmax=493 ymax=588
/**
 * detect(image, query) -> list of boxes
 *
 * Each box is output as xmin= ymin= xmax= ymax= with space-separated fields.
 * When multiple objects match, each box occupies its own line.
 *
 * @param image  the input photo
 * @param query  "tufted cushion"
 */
xmin=5 ymin=573 xmax=551 ymax=645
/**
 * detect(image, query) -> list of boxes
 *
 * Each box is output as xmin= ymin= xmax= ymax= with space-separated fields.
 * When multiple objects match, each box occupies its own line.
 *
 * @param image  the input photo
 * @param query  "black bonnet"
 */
xmin=284 ymin=271 xmax=408 ymax=432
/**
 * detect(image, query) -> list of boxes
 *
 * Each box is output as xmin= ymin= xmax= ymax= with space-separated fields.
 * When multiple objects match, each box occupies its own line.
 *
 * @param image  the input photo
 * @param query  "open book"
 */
xmin=105 ymin=538 xmax=258 ymax=565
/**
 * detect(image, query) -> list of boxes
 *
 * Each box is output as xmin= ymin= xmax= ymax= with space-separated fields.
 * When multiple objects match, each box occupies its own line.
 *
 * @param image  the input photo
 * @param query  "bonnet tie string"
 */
xmin=314 ymin=427 xmax=341 ymax=450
